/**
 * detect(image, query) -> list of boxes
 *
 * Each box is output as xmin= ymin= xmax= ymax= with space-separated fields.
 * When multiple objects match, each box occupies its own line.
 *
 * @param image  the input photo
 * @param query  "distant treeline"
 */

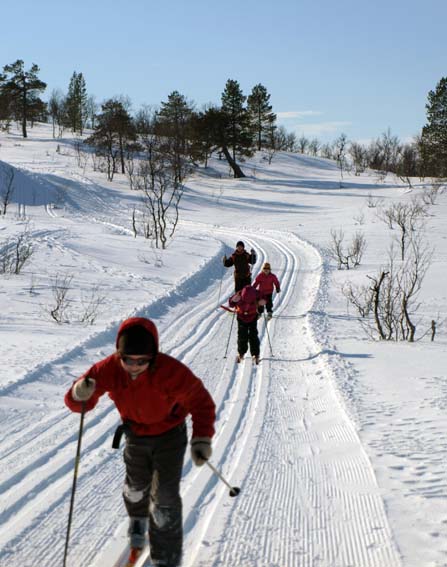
xmin=1 ymin=59 xmax=446 ymax=179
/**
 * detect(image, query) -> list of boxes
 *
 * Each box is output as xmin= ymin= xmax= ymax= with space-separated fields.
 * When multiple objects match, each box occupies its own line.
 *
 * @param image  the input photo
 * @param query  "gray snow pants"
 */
xmin=123 ymin=422 xmax=187 ymax=567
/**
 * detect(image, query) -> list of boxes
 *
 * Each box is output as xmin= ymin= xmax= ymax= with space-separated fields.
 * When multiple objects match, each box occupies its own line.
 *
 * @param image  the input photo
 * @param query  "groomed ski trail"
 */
xmin=181 ymin=231 xmax=402 ymax=567
xmin=107 ymin=230 xmax=403 ymax=567
xmin=0 ymin=222 xmax=403 ymax=567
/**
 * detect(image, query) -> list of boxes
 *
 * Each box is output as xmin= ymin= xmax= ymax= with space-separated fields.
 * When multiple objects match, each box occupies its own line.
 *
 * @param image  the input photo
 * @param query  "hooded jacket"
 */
xmin=229 ymin=285 xmax=260 ymax=324
xmin=64 ymin=317 xmax=215 ymax=438
xmin=253 ymin=271 xmax=280 ymax=297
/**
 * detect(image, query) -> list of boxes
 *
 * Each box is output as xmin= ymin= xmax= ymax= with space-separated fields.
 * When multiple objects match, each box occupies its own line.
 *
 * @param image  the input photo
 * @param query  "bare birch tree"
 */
xmin=330 ymin=229 xmax=367 ymax=269
xmin=343 ymin=237 xmax=433 ymax=341
xmin=0 ymin=164 xmax=15 ymax=215
xmin=133 ymin=133 xmax=185 ymax=249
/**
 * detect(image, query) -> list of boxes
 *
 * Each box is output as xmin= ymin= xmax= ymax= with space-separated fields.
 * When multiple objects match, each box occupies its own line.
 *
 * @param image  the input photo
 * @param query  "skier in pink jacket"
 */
xmin=253 ymin=262 xmax=280 ymax=320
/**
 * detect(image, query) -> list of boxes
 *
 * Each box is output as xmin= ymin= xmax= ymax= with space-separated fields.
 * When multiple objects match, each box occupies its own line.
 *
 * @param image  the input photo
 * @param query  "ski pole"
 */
xmin=205 ymin=461 xmax=241 ymax=497
xmin=223 ymin=311 xmax=236 ymax=358
xmin=263 ymin=313 xmax=274 ymax=356
xmin=63 ymin=381 xmax=90 ymax=567
xmin=216 ymin=263 xmax=225 ymax=309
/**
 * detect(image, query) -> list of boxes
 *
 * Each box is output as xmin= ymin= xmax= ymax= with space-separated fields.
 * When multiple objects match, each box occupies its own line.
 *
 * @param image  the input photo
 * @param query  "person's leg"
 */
xmin=248 ymin=319 xmax=260 ymax=356
xmin=235 ymin=275 xmax=251 ymax=292
xmin=237 ymin=320 xmax=249 ymax=357
xmin=123 ymin=441 xmax=152 ymax=549
xmin=266 ymin=293 xmax=273 ymax=313
xmin=149 ymin=424 xmax=187 ymax=567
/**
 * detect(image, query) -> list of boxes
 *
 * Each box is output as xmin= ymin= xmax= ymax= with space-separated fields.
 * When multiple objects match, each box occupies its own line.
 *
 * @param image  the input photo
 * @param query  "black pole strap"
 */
xmin=112 ymin=422 xmax=132 ymax=449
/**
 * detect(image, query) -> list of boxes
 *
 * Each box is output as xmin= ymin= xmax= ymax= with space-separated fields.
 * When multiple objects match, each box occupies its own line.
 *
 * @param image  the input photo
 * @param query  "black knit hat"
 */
xmin=117 ymin=325 xmax=156 ymax=355
xmin=236 ymin=240 xmax=244 ymax=248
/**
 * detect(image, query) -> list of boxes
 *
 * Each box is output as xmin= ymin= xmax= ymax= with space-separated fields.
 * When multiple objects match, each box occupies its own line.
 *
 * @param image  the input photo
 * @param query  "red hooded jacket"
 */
xmin=64 ymin=317 xmax=215 ymax=438
xmin=229 ymin=285 xmax=260 ymax=323
xmin=253 ymin=271 xmax=280 ymax=297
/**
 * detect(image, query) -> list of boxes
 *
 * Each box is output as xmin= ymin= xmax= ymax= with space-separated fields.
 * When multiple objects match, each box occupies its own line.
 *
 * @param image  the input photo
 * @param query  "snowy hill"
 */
xmin=0 ymin=123 xmax=446 ymax=567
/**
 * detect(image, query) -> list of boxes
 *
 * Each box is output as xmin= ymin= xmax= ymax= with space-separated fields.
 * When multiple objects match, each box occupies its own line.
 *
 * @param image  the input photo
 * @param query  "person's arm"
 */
xmin=187 ymin=379 xmax=216 ymax=439
xmin=229 ymin=291 xmax=241 ymax=307
xmin=223 ymin=253 xmax=234 ymax=267
xmin=159 ymin=359 xmax=216 ymax=467
xmin=249 ymin=248 xmax=256 ymax=265
xmin=163 ymin=362 xmax=216 ymax=439
xmin=273 ymin=274 xmax=281 ymax=292
xmin=64 ymin=361 xmax=108 ymax=413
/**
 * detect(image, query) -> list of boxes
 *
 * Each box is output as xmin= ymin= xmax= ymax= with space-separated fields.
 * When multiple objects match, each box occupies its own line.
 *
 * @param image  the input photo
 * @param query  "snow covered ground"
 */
xmin=0 ymin=123 xmax=446 ymax=567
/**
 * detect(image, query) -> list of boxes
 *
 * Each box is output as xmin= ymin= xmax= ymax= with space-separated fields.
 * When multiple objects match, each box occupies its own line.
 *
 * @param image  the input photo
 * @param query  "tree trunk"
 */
xmin=119 ymin=136 xmax=125 ymax=174
xmin=402 ymin=295 xmax=416 ymax=342
xmin=221 ymin=145 xmax=245 ymax=178
xmin=22 ymin=90 xmax=27 ymax=138
xmin=372 ymin=271 xmax=387 ymax=340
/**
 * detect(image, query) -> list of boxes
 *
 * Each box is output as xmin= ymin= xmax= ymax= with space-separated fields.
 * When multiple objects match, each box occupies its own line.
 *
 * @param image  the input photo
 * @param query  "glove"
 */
xmin=250 ymin=248 xmax=255 ymax=254
xmin=276 ymin=289 xmax=281 ymax=293
xmin=222 ymin=255 xmax=227 ymax=262
xmin=72 ymin=377 xmax=96 ymax=402
xmin=191 ymin=437 xmax=212 ymax=466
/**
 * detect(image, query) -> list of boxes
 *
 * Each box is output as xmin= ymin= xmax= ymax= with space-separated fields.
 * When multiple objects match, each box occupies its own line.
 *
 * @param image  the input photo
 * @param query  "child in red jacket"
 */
xmin=253 ymin=262 xmax=281 ymax=320
xmin=65 ymin=317 xmax=215 ymax=567
xmin=229 ymin=285 xmax=265 ymax=364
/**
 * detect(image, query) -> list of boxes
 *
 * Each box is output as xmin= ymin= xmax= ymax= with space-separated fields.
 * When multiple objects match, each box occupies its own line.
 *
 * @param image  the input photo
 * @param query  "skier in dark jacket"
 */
xmin=229 ymin=285 xmax=265 ymax=364
xmin=65 ymin=317 xmax=216 ymax=567
xmin=223 ymin=240 xmax=257 ymax=292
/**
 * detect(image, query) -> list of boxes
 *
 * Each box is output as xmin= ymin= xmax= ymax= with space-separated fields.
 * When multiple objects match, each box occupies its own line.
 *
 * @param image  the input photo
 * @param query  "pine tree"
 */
xmin=190 ymin=106 xmax=219 ymax=168
xmin=156 ymin=91 xmax=195 ymax=183
xmin=157 ymin=91 xmax=193 ymax=145
xmin=421 ymin=77 xmax=447 ymax=177
xmin=247 ymin=83 xmax=276 ymax=151
xmin=0 ymin=60 xmax=46 ymax=137
xmin=0 ymin=88 xmax=11 ymax=128
xmin=221 ymin=79 xmax=253 ymax=170
xmin=85 ymin=98 xmax=136 ymax=180
xmin=65 ymin=71 xmax=88 ymax=134
xmin=77 ymin=73 xmax=88 ymax=134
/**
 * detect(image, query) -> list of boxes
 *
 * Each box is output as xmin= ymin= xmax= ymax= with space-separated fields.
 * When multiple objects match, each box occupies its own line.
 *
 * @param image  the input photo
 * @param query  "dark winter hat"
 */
xmin=236 ymin=241 xmax=245 ymax=248
xmin=118 ymin=325 xmax=156 ymax=355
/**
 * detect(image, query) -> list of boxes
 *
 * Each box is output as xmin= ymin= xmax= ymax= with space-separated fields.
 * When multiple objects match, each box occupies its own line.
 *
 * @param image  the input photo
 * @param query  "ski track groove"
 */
xmin=0 ymin=406 xmax=120 ymax=548
xmin=0 ymin=403 xmax=113 ymax=488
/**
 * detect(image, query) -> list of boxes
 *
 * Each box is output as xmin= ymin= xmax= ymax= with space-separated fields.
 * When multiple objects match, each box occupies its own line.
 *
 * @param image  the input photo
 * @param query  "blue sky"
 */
xmin=1 ymin=0 xmax=446 ymax=143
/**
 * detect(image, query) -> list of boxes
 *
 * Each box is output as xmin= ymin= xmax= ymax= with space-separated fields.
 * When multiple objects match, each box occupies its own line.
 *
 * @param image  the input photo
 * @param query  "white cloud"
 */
xmin=290 ymin=121 xmax=352 ymax=139
xmin=276 ymin=111 xmax=352 ymax=141
xmin=276 ymin=110 xmax=323 ymax=119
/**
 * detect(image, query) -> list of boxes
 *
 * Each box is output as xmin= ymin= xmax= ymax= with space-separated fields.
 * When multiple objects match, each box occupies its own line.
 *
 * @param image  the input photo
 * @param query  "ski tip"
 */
xmin=125 ymin=547 xmax=144 ymax=566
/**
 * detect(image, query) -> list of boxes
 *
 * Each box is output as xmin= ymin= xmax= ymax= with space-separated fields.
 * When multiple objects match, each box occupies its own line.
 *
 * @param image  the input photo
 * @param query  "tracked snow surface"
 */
xmin=0 ymin=124 xmax=445 ymax=567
